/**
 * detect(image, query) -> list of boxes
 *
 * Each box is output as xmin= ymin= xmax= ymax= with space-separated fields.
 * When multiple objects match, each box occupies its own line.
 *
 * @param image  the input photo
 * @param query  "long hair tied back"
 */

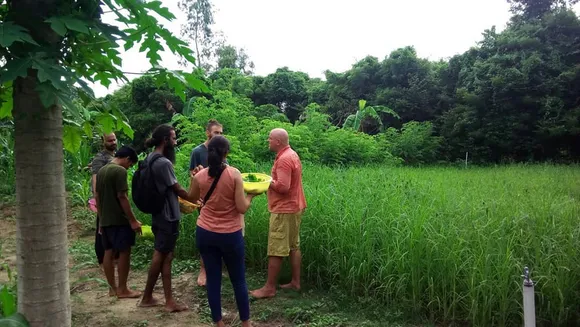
xmin=207 ymin=135 xmax=230 ymax=177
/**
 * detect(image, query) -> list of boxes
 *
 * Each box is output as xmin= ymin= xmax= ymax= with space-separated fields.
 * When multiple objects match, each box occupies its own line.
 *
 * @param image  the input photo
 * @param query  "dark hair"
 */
xmin=145 ymin=124 xmax=174 ymax=148
xmin=115 ymin=146 xmax=138 ymax=163
xmin=206 ymin=119 xmax=222 ymax=132
xmin=207 ymin=135 xmax=230 ymax=177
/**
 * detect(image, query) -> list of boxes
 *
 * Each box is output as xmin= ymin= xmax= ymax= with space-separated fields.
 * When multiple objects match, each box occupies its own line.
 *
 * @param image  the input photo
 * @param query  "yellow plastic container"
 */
xmin=141 ymin=225 xmax=154 ymax=240
xmin=241 ymin=173 xmax=272 ymax=194
xmin=179 ymin=197 xmax=199 ymax=214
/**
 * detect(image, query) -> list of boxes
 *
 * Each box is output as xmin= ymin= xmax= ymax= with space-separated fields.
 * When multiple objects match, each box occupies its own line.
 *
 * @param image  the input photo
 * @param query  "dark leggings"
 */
xmin=196 ymin=226 xmax=249 ymax=322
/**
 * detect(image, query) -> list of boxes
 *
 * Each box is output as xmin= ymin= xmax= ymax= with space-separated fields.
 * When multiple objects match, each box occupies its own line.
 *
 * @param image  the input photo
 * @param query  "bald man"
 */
xmin=250 ymin=128 xmax=307 ymax=299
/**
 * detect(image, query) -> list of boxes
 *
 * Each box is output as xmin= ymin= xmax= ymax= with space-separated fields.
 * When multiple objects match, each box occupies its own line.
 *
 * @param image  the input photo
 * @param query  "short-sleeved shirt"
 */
xmin=267 ymin=146 xmax=307 ymax=214
xmin=90 ymin=150 xmax=114 ymax=197
xmin=189 ymin=144 xmax=208 ymax=170
xmin=96 ymin=163 xmax=129 ymax=227
xmin=147 ymin=153 xmax=181 ymax=222
xmin=189 ymin=143 xmax=228 ymax=170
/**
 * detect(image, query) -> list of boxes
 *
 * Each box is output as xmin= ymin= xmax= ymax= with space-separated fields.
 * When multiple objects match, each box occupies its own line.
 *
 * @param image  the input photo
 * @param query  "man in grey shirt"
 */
xmin=89 ymin=132 xmax=117 ymax=269
xmin=139 ymin=124 xmax=198 ymax=313
xmin=189 ymin=119 xmax=224 ymax=287
xmin=189 ymin=119 xmax=224 ymax=173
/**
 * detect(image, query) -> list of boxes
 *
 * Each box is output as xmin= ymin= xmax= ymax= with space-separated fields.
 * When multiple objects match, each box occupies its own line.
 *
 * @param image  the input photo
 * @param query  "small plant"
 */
xmin=0 ymin=261 xmax=29 ymax=326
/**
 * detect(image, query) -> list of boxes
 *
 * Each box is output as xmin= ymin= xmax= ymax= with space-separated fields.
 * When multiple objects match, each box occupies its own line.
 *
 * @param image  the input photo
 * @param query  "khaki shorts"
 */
xmin=267 ymin=212 xmax=302 ymax=257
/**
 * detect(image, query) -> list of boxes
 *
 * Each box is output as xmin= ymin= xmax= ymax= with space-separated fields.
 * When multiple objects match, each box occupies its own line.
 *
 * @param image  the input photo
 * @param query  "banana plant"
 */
xmin=343 ymin=99 xmax=399 ymax=133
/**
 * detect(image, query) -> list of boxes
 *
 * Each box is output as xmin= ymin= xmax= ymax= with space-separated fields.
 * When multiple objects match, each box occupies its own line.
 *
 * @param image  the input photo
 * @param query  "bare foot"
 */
xmin=249 ymin=287 xmax=276 ymax=299
xmin=108 ymin=288 xmax=117 ymax=297
xmin=138 ymin=297 xmax=161 ymax=308
xmin=117 ymin=289 xmax=142 ymax=299
xmin=197 ymin=268 xmax=207 ymax=287
xmin=280 ymin=282 xmax=300 ymax=291
xmin=165 ymin=300 xmax=189 ymax=313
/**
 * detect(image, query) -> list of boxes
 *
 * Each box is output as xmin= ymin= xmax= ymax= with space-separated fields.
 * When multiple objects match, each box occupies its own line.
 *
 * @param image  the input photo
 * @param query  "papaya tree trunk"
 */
xmin=13 ymin=72 xmax=71 ymax=326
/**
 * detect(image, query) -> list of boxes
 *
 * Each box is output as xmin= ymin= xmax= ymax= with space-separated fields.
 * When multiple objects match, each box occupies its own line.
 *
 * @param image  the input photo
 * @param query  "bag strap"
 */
xmin=146 ymin=153 xmax=164 ymax=193
xmin=202 ymin=166 xmax=225 ymax=206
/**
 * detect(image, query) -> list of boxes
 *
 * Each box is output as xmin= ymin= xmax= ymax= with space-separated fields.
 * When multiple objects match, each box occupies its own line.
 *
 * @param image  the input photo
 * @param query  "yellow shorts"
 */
xmin=267 ymin=212 xmax=302 ymax=257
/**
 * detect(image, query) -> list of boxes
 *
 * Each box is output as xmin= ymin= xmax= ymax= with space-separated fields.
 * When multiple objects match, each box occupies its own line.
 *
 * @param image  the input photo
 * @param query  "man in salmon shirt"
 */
xmin=250 ymin=128 xmax=307 ymax=299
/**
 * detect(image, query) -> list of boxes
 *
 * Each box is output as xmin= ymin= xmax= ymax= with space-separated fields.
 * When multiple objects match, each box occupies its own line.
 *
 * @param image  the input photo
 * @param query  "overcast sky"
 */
xmin=91 ymin=0 xmax=580 ymax=97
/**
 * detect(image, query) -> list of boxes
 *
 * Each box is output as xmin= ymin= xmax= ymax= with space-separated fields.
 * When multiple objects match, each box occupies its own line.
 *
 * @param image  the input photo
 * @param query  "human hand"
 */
xmin=190 ymin=165 xmax=203 ymax=176
xmin=131 ymin=219 xmax=142 ymax=236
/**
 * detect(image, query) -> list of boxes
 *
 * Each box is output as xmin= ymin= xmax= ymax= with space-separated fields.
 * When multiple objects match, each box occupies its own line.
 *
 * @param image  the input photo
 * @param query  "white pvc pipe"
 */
xmin=523 ymin=283 xmax=536 ymax=327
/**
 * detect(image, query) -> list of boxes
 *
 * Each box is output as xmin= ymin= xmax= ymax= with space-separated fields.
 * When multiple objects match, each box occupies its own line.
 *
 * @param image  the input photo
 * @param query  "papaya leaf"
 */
xmin=32 ymin=59 xmax=70 ymax=91
xmin=36 ymin=82 xmax=58 ymax=109
xmin=45 ymin=17 xmax=67 ymax=36
xmin=0 ymin=58 xmax=33 ymax=84
xmin=0 ymin=21 xmax=39 ymax=47
xmin=59 ymin=16 xmax=90 ymax=34
xmin=144 ymin=0 xmax=175 ymax=20
xmin=140 ymin=33 xmax=163 ymax=66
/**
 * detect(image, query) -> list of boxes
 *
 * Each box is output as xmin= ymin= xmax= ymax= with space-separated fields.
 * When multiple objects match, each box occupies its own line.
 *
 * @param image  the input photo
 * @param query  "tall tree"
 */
xmin=178 ymin=0 xmax=223 ymax=71
xmin=0 ymin=1 xmax=205 ymax=326
xmin=507 ymin=0 xmax=579 ymax=19
xmin=215 ymin=44 xmax=255 ymax=75
xmin=253 ymin=67 xmax=309 ymax=122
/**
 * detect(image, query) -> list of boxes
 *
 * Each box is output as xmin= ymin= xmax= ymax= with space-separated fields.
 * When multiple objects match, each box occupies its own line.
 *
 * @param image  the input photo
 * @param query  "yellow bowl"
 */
xmin=179 ymin=197 xmax=199 ymax=214
xmin=141 ymin=225 xmax=154 ymax=240
xmin=241 ymin=173 xmax=272 ymax=194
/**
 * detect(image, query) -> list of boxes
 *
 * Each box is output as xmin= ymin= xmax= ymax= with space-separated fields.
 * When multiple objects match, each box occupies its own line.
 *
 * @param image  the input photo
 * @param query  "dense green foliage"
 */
xmin=91 ymin=4 xmax=580 ymax=165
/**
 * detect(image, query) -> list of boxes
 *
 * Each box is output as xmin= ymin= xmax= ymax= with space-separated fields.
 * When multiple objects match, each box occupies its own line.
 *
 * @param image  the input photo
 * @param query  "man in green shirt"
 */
xmin=96 ymin=146 xmax=142 ymax=298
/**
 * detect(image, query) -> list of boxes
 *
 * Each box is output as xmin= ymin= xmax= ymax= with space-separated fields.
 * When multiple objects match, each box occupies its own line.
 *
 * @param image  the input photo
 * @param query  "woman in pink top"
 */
xmin=190 ymin=135 xmax=256 ymax=327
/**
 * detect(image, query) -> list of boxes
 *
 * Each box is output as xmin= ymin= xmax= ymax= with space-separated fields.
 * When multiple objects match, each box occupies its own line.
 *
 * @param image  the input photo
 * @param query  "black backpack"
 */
xmin=132 ymin=153 xmax=165 ymax=214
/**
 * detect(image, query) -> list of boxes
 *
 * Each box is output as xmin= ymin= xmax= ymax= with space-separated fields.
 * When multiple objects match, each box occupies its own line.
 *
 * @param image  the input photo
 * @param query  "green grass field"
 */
xmin=132 ymin=164 xmax=580 ymax=326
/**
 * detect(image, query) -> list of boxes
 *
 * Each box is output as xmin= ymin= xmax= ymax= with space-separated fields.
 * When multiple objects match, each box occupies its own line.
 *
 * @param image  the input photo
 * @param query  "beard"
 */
xmin=105 ymin=144 xmax=117 ymax=152
xmin=163 ymin=144 xmax=176 ymax=164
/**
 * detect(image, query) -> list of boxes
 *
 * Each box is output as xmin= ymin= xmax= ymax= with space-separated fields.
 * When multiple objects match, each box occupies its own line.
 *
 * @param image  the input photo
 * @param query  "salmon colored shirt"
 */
xmin=267 ymin=146 xmax=307 ymax=214
xmin=196 ymin=166 xmax=243 ymax=233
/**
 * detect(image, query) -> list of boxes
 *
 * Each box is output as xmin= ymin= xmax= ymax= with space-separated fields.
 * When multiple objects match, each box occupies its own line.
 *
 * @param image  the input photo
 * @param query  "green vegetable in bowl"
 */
xmin=243 ymin=174 xmax=261 ymax=182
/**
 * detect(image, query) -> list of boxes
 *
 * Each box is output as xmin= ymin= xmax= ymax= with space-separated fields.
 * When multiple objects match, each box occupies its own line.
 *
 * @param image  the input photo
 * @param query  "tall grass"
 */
xmin=106 ymin=151 xmax=580 ymax=326
xmin=220 ymin=164 xmax=577 ymax=326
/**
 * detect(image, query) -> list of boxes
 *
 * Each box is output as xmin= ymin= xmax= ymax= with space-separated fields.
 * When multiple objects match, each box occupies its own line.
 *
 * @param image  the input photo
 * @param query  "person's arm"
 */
xmin=269 ymin=158 xmax=292 ymax=194
xmin=233 ymin=169 xmax=255 ymax=214
xmin=160 ymin=160 xmax=197 ymax=202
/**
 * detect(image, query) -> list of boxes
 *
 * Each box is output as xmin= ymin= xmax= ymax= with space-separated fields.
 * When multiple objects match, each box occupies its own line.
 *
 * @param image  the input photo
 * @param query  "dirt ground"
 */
xmin=0 ymin=203 xmax=235 ymax=327
xmin=0 ymin=200 xmax=410 ymax=327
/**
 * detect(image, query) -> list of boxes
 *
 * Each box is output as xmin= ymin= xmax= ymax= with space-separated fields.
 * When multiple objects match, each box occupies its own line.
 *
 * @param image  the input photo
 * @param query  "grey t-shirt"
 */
xmin=189 ymin=143 xmax=208 ymax=170
xmin=189 ymin=143 xmax=228 ymax=170
xmin=147 ymin=153 xmax=181 ymax=222
xmin=90 ymin=150 xmax=113 ymax=197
